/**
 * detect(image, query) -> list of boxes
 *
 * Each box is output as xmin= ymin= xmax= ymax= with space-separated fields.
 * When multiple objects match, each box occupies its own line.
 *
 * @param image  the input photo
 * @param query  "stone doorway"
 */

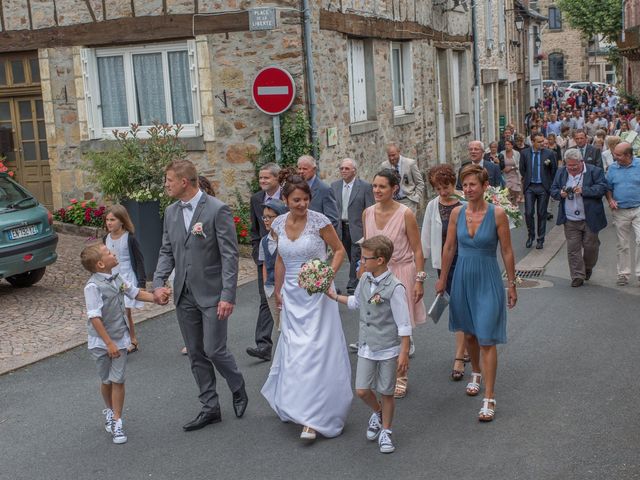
xmin=0 ymin=52 xmax=52 ymax=211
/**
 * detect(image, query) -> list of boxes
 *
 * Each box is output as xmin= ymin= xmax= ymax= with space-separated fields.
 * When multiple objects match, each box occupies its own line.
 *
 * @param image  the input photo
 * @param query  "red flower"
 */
xmin=81 ymin=201 xmax=87 ymax=208
xmin=84 ymin=210 xmax=91 ymax=222
xmin=233 ymin=216 xmax=241 ymax=224
xmin=240 ymin=229 xmax=248 ymax=237
xmin=8 ymin=171 xmax=14 ymax=177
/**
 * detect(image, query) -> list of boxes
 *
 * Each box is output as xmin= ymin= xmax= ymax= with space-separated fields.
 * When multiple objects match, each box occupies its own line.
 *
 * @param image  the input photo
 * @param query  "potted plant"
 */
xmin=84 ymin=123 xmax=186 ymax=279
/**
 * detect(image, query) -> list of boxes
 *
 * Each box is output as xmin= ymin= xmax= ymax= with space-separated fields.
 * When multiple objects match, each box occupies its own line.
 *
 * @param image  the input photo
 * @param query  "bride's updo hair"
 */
xmin=279 ymin=167 xmax=312 ymax=200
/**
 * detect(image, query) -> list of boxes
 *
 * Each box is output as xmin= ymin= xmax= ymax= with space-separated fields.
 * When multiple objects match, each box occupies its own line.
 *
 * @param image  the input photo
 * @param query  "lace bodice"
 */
xmin=272 ymin=210 xmax=330 ymax=269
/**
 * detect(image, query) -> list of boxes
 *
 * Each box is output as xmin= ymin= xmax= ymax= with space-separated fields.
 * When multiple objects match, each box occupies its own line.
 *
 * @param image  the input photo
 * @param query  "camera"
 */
xmin=563 ymin=186 xmax=575 ymax=200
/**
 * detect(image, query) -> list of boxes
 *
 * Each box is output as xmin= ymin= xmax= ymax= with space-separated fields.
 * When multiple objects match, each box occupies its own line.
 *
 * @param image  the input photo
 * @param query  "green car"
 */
xmin=0 ymin=172 xmax=58 ymax=287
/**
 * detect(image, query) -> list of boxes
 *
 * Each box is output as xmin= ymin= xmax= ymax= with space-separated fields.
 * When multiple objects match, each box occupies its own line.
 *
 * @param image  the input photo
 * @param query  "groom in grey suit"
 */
xmin=153 ymin=160 xmax=248 ymax=432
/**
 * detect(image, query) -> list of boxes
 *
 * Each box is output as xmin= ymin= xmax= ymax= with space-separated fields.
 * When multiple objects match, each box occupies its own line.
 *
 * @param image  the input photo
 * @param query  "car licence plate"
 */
xmin=9 ymin=225 xmax=39 ymax=240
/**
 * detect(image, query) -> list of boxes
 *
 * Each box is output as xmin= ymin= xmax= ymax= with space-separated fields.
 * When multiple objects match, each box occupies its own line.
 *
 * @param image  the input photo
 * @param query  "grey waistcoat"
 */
xmin=358 ymin=273 xmax=402 ymax=352
xmin=86 ymin=273 xmax=129 ymax=341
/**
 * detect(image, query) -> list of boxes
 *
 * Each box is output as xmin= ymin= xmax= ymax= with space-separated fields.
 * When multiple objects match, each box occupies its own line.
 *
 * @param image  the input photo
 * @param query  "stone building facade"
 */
xmin=0 ymin=0 xmax=474 ymax=211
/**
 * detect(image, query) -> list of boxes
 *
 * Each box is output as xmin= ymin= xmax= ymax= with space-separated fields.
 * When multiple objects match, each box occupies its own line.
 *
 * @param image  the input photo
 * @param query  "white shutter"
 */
xmin=485 ymin=0 xmax=494 ymax=49
xmin=187 ymin=39 xmax=201 ymax=136
xmin=498 ymin=0 xmax=506 ymax=51
xmin=402 ymin=43 xmax=414 ymax=113
xmin=80 ymin=48 xmax=100 ymax=139
xmin=349 ymin=39 xmax=367 ymax=123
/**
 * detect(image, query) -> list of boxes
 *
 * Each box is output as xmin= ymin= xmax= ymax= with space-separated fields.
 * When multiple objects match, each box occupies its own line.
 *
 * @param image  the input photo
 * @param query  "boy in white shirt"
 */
xmin=81 ymin=243 xmax=166 ymax=444
xmin=327 ymin=235 xmax=411 ymax=454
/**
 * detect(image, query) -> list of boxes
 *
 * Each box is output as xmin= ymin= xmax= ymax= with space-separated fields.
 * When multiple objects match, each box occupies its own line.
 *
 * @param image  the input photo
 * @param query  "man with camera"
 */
xmin=550 ymin=148 xmax=608 ymax=287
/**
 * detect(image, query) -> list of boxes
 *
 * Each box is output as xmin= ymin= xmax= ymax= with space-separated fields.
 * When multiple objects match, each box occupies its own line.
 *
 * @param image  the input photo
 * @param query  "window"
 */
xmin=81 ymin=41 xmax=201 ymax=138
xmin=548 ymin=53 xmax=565 ymax=80
xmin=347 ymin=39 xmax=376 ymax=123
xmin=529 ymin=1 xmax=539 ymax=12
xmin=451 ymin=50 xmax=469 ymax=115
xmin=606 ymin=63 xmax=616 ymax=84
xmin=485 ymin=0 xmax=494 ymax=50
xmin=548 ymin=7 xmax=562 ymax=30
xmin=390 ymin=42 xmax=414 ymax=116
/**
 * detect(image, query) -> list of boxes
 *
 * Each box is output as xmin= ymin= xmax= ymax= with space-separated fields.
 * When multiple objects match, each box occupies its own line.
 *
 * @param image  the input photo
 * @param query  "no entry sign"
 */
xmin=252 ymin=67 xmax=296 ymax=115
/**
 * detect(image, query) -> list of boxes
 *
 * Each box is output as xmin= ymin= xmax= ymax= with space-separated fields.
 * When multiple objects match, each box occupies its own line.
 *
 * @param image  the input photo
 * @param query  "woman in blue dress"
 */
xmin=436 ymin=164 xmax=517 ymax=422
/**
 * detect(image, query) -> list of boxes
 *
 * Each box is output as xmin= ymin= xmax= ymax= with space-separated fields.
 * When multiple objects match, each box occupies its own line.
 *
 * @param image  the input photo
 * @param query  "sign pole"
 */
xmin=273 ymin=114 xmax=282 ymax=164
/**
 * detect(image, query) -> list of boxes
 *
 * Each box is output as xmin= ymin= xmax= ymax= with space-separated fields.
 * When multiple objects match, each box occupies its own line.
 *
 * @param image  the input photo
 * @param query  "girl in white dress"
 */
xmin=103 ymin=205 xmax=146 ymax=353
xmin=261 ymin=171 xmax=353 ymax=441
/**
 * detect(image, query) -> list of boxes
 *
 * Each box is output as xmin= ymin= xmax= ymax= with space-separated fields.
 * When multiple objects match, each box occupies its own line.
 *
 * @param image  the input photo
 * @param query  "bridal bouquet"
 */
xmin=484 ymin=186 xmax=523 ymax=228
xmin=298 ymin=258 xmax=334 ymax=296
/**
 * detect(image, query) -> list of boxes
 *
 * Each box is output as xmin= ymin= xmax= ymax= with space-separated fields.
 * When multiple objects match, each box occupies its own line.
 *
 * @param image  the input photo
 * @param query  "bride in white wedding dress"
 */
xmin=261 ymin=172 xmax=353 ymax=441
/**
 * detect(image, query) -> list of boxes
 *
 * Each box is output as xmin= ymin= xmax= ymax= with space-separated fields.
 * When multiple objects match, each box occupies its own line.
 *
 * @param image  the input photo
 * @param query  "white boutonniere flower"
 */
xmin=119 ymin=282 xmax=126 ymax=293
xmin=544 ymin=158 xmax=551 ymax=166
xmin=368 ymin=293 xmax=385 ymax=305
xmin=191 ymin=222 xmax=206 ymax=238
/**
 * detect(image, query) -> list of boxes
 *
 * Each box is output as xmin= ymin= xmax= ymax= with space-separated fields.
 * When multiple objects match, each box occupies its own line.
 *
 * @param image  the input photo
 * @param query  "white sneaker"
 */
xmin=348 ymin=342 xmax=359 ymax=353
xmin=102 ymin=408 xmax=114 ymax=433
xmin=408 ymin=337 xmax=415 ymax=358
xmin=112 ymin=418 xmax=128 ymax=444
xmin=378 ymin=429 xmax=395 ymax=453
xmin=366 ymin=411 xmax=382 ymax=441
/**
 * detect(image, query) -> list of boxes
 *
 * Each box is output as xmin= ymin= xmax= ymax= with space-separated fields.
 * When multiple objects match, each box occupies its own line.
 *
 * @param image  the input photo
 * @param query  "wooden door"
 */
xmin=0 ymin=53 xmax=52 ymax=211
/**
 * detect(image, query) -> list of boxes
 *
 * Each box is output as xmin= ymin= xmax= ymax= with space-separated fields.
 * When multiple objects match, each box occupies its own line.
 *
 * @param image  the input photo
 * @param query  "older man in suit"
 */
xmin=573 ymin=129 xmax=603 ymax=169
xmin=331 ymin=158 xmax=374 ymax=294
xmin=297 ymin=155 xmax=341 ymax=235
xmin=246 ymin=162 xmax=281 ymax=361
xmin=551 ymin=149 xmax=608 ymax=287
xmin=520 ymin=132 xmax=558 ymax=249
xmin=456 ymin=140 xmax=505 ymax=190
xmin=153 ymin=159 xmax=248 ymax=432
xmin=381 ymin=142 xmax=425 ymax=213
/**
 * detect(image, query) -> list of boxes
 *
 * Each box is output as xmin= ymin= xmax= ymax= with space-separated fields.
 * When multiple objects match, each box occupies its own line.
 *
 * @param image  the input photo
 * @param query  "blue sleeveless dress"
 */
xmin=449 ymin=204 xmax=507 ymax=345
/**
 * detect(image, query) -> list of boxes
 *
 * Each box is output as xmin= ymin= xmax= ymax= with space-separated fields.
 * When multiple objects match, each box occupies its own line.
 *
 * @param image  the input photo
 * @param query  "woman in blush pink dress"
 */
xmin=362 ymin=168 xmax=426 ymax=398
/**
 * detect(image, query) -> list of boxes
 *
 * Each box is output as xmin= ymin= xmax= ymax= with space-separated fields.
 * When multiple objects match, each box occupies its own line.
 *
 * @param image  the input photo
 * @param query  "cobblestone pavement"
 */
xmin=0 ymin=233 xmax=257 ymax=375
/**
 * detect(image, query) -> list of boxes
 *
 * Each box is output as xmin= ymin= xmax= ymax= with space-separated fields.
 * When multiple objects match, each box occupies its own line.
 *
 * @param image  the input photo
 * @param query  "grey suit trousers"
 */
xmin=176 ymin=286 xmax=244 ymax=413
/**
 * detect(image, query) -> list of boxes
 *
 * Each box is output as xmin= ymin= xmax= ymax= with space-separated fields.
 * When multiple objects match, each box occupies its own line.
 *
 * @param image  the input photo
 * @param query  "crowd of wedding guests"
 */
xmin=81 ymin=89 xmax=640 ymax=451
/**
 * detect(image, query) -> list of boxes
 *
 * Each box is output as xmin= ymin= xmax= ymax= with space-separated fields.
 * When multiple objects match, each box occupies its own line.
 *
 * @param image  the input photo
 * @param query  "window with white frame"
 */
xmin=390 ymin=42 xmax=414 ymax=116
xmin=81 ymin=41 xmax=201 ymax=138
xmin=451 ymin=50 xmax=469 ymax=115
xmin=348 ymin=39 xmax=369 ymax=123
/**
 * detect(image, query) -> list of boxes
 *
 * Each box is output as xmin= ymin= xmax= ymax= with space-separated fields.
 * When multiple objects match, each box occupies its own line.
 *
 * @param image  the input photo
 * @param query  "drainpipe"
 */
xmin=471 ymin=0 xmax=482 ymax=139
xmin=301 ymin=0 xmax=320 ymax=166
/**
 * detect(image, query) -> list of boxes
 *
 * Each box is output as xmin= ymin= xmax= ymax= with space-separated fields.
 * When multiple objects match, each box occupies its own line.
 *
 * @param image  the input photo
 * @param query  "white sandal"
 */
xmin=300 ymin=426 xmax=316 ymax=440
xmin=478 ymin=398 xmax=496 ymax=422
xmin=466 ymin=372 xmax=482 ymax=396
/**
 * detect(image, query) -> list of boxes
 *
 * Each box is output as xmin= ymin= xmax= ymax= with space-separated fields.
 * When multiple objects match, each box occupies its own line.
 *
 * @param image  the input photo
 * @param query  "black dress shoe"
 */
xmin=571 ymin=278 xmax=584 ymax=287
xmin=346 ymin=286 xmax=356 ymax=295
xmin=246 ymin=347 xmax=271 ymax=361
xmin=585 ymin=269 xmax=593 ymax=280
xmin=547 ymin=212 xmax=554 ymax=221
xmin=233 ymin=383 xmax=249 ymax=418
xmin=536 ymin=241 xmax=544 ymax=250
xmin=183 ymin=410 xmax=221 ymax=431
xmin=526 ymin=238 xmax=534 ymax=248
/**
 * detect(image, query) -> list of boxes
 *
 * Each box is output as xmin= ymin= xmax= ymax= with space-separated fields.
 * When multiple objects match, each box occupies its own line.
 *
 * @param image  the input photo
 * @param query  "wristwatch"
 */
xmin=415 ymin=271 xmax=427 ymax=282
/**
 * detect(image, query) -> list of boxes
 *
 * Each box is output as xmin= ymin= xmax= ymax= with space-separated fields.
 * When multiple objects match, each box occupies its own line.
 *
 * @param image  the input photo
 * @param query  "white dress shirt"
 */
xmin=181 ymin=189 xmax=203 ymax=231
xmin=565 ymin=163 xmax=587 ymax=222
xmin=84 ymin=272 xmax=139 ymax=350
xmin=341 ymin=179 xmax=355 ymax=220
xmin=264 ymin=187 xmax=281 ymax=203
xmin=346 ymin=270 xmax=412 ymax=360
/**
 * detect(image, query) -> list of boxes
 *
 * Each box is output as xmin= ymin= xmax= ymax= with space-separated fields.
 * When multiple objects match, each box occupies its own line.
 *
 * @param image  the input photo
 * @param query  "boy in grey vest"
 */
xmin=81 ymin=243 xmax=166 ymax=444
xmin=327 ymin=235 xmax=411 ymax=454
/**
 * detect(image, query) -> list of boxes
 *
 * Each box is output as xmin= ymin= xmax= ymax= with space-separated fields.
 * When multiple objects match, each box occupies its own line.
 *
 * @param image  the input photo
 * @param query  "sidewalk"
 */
xmin=0 ymin=233 xmax=257 ymax=375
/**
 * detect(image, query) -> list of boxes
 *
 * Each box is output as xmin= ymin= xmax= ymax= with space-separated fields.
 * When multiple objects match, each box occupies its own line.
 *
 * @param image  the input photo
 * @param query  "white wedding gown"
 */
xmin=261 ymin=210 xmax=353 ymax=437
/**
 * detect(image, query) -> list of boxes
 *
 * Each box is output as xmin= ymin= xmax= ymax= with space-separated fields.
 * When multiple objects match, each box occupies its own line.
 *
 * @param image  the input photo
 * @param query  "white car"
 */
xmin=563 ymin=82 xmax=618 ymax=96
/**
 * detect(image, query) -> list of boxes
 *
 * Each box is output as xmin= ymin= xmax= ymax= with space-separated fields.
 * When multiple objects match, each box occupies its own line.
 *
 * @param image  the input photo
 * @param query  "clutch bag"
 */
xmin=428 ymin=292 xmax=450 ymax=324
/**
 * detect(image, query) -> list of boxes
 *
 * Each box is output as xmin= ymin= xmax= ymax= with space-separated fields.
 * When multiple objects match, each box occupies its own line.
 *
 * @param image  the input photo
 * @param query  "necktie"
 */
xmin=179 ymin=202 xmax=193 ymax=210
xmin=106 ymin=273 xmax=119 ymax=282
xmin=581 ymin=147 xmax=585 ymax=160
xmin=393 ymin=165 xmax=401 ymax=200
xmin=342 ymin=184 xmax=350 ymax=220
xmin=534 ymin=151 xmax=540 ymax=182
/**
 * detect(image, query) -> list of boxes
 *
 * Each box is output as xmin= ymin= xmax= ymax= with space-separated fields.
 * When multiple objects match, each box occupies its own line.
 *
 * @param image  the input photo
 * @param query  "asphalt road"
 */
xmin=2 ymin=219 xmax=639 ymax=479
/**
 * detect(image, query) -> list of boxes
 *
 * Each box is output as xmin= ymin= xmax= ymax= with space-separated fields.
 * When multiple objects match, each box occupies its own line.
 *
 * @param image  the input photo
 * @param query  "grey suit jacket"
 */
xmin=309 ymin=176 xmax=341 ymax=237
xmin=380 ymin=155 xmax=425 ymax=205
xmin=331 ymin=177 xmax=374 ymax=243
xmin=153 ymin=193 xmax=239 ymax=308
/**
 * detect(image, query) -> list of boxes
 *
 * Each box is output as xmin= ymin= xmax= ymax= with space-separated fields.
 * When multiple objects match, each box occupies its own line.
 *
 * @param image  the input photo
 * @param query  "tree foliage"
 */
xmin=556 ymin=0 xmax=622 ymax=43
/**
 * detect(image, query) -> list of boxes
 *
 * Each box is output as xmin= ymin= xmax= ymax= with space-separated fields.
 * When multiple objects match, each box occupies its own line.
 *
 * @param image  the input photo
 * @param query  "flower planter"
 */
xmin=121 ymin=199 xmax=163 ymax=281
xmin=53 ymin=221 xmax=106 ymax=239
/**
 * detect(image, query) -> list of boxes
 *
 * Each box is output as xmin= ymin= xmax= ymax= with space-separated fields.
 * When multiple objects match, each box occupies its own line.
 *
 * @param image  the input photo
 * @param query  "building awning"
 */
xmin=514 ymin=0 xmax=548 ymax=22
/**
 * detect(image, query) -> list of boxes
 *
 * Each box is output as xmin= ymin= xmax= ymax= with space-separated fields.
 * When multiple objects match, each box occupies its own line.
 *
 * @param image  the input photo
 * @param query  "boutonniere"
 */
xmin=119 ymin=282 xmax=126 ymax=293
xmin=544 ymin=158 xmax=551 ymax=166
xmin=368 ymin=293 xmax=385 ymax=305
xmin=403 ymin=174 xmax=409 ymax=185
xmin=191 ymin=222 xmax=207 ymax=238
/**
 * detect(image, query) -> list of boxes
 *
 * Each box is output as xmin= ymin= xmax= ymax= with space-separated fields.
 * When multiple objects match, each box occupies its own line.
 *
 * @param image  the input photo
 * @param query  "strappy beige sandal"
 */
xmin=478 ymin=398 xmax=496 ymax=422
xmin=466 ymin=372 xmax=482 ymax=396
